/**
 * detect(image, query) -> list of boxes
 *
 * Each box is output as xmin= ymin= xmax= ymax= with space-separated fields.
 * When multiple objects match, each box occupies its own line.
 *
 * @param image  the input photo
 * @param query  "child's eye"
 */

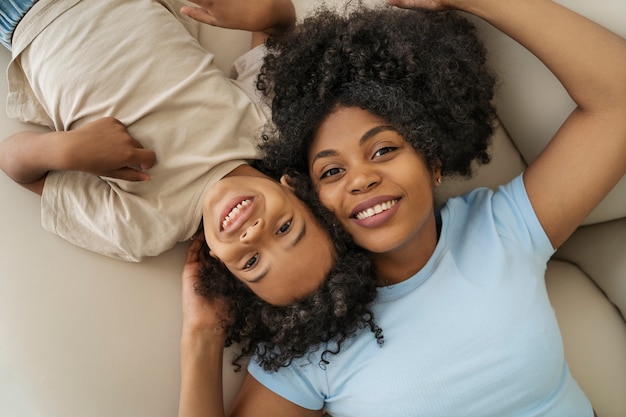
xmin=320 ymin=167 xmax=342 ymax=179
xmin=374 ymin=146 xmax=397 ymax=158
xmin=277 ymin=220 xmax=292 ymax=235
xmin=244 ymin=254 xmax=259 ymax=269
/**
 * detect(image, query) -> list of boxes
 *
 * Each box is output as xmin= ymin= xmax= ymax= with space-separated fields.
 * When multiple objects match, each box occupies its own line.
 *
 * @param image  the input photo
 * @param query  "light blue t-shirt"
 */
xmin=0 ymin=0 xmax=37 ymax=50
xmin=248 ymin=175 xmax=593 ymax=417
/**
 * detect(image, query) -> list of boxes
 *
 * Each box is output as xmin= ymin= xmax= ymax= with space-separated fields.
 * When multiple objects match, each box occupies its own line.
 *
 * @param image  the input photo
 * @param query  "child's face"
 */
xmin=308 ymin=106 xmax=440 ymax=256
xmin=202 ymin=175 xmax=334 ymax=306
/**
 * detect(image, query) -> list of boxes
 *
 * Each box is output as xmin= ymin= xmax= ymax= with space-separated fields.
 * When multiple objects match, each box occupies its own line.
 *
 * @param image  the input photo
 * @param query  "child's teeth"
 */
xmin=222 ymin=199 xmax=251 ymax=229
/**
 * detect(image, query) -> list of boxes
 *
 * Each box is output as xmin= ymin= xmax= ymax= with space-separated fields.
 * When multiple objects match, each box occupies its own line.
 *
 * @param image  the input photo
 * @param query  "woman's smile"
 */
xmin=350 ymin=196 xmax=401 ymax=227
xmin=309 ymin=106 xmax=440 ymax=261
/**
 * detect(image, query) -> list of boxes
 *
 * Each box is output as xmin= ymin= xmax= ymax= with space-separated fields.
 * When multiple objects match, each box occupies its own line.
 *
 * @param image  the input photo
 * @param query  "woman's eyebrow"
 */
xmin=310 ymin=149 xmax=338 ymax=166
xmin=359 ymin=125 xmax=396 ymax=145
xmin=310 ymin=125 xmax=397 ymax=165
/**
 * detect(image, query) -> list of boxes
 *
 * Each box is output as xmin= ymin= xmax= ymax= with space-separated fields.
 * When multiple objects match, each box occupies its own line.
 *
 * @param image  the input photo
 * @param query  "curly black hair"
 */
xmin=196 ymin=170 xmax=382 ymax=372
xmin=197 ymin=4 xmax=497 ymax=373
xmin=257 ymin=4 xmax=497 ymax=180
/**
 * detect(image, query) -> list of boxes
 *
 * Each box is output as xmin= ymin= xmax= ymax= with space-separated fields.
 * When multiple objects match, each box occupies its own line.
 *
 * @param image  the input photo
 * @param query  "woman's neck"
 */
xmin=372 ymin=213 xmax=440 ymax=286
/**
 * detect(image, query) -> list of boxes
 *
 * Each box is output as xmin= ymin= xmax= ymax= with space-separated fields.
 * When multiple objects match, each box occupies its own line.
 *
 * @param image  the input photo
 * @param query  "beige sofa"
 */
xmin=0 ymin=1 xmax=624 ymax=416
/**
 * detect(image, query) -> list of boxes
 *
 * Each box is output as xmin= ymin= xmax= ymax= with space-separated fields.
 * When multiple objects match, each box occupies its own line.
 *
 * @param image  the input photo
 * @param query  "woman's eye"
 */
xmin=244 ymin=254 xmax=259 ymax=269
xmin=277 ymin=220 xmax=292 ymax=235
xmin=320 ymin=167 xmax=342 ymax=179
xmin=374 ymin=146 xmax=397 ymax=158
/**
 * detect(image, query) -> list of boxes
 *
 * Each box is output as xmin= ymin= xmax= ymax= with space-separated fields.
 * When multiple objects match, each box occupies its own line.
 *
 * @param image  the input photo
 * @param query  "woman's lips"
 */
xmin=350 ymin=195 xmax=400 ymax=219
xmin=354 ymin=199 xmax=399 ymax=220
xmin=350 ymin=195 xmax=401 ymax=228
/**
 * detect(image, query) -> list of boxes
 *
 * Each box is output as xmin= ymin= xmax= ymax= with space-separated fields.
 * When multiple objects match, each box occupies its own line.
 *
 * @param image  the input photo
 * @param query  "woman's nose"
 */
xmin=240 ymin=218 xmax=264 ymax=242
xmin=348 ymin=168 xmax=380 ymax=194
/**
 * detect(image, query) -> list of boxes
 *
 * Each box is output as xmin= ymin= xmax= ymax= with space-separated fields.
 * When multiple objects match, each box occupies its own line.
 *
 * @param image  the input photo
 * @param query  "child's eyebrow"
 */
xmin=248 ymin=223 xmax=306 ymax=283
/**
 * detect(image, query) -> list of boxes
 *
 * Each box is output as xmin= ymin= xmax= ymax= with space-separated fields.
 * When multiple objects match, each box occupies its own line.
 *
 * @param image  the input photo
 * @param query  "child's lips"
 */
xmin=219 ymin=196 xmax=255 ymax=233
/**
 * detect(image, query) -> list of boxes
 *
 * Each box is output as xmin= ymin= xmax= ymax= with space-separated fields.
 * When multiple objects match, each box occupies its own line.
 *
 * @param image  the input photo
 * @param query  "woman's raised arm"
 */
xmin=391 ymin=0 xmax=626 ymax=248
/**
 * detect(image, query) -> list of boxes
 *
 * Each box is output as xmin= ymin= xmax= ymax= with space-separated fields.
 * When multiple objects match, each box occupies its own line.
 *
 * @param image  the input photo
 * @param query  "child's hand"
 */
xmin=63 ymin=117 xmax=156 ymax=181
xmin=181 ymin=0 xmax=295 ymax=35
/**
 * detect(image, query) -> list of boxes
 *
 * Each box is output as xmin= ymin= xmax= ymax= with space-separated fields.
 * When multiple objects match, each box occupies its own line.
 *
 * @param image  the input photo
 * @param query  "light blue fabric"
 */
xmin=0 ymin=0 xmax=37 ymax=50
xmin=248 ymin=175 xmax=593 ymax=417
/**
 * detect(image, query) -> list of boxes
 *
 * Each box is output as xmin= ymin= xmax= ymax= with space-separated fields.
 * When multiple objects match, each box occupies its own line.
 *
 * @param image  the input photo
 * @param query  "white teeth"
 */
xmin=222 ymin=199 xmax=251 ymax=229
xmin=355 ymin=199 xmax=398 ymax=220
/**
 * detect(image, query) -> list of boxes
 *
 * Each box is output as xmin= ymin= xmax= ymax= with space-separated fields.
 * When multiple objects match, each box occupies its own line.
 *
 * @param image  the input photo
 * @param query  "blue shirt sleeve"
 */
xmin=248 ymin=356 xmax=327 ymax=411
xmin=493 ymin=173 xmax=555 ymax=257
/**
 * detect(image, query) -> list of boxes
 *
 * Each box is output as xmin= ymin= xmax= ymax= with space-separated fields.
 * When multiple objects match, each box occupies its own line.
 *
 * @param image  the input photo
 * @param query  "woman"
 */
xmin=180 ymin=0 xmax=626 ymax=415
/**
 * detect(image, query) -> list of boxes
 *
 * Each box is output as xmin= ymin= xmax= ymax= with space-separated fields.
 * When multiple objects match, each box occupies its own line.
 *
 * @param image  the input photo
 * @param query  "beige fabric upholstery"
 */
xmin=0 ymin=0 xmax=623 ymax=416
xmin=546 ymin=261 xmax=626 ymax=417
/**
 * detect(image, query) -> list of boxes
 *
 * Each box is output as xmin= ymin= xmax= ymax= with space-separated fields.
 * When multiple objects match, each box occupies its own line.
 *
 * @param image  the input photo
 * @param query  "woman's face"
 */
xmin=202 ymin=175 xmax=334 ymax=306
xmin=308 ymin=106 xmax=440 ymax=257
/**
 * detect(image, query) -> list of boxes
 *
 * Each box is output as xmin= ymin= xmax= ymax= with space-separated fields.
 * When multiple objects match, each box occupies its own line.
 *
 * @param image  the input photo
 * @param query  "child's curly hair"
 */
xmin=197 ymin=170 xmax=382 ymax=372
xmin=257 ymin=4 xmax=497 ymax=180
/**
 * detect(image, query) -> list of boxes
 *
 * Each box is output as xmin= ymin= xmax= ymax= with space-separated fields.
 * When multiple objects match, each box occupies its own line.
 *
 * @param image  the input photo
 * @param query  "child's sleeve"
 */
xmin=41 ymin=170 xmax=195 ymax=262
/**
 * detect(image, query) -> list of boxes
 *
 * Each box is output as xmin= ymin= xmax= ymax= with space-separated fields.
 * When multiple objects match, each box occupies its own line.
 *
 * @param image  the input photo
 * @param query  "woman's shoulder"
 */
xmin=441 ymin=174 xmax=553 ymax=256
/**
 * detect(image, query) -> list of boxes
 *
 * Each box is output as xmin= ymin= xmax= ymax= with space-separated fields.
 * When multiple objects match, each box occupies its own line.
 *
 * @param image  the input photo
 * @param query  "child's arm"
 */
xmin=180 ymin=0 xmax=296 ymax=47
xmin=390 ymin=0 xmax=626 ymax=249
xmin=0 ymin=117 xmax=156 ymax=195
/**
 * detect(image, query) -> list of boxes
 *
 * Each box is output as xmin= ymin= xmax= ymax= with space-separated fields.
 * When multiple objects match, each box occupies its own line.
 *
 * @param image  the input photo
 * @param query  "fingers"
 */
xmin=101 ymin=151 xmax=155 ymax=181
xmin=186 ymin=233 xmax=205 ymax=265
xmin=182 ymin=236 xmax=204 ymax=291
xmin=134 ymin=148 xmax=157 ymax=170
xmin=107 ymin=167 xmax=151 ymax=182
xmin=107 ymin=148 xmax=156 ymax=181
xmin=115 ymin=142 xmax=157 ymax=179
xmin=71 ymin=116 xmax=159 ymax=180
xmin=98 ymin=116 xmax=130 ymax=134
xmin=180 ymin=6 xmax=217 ymax=26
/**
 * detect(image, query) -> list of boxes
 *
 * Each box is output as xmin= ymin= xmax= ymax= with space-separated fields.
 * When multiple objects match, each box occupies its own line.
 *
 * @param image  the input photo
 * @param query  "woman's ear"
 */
xmin=432 ymin=160 xmax=443 ymax=185
xmin=279 ymin=174 xmax=295 ymax=191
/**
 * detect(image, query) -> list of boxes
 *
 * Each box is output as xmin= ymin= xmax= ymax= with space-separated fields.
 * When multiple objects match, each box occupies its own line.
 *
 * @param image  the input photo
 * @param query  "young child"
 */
xmin=1 ymin=1 xmax=367 ymax=399
xmin=0 ymin=0 xmax=295 ymax=262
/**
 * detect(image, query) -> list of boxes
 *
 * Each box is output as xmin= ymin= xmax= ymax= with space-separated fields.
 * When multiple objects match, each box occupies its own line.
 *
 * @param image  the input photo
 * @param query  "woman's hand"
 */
xmin=181 ymin=233 xmax=229 ymax=340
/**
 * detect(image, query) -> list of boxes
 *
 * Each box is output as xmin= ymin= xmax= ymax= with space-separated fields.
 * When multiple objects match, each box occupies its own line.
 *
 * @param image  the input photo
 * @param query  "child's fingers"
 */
xmin=180 ymin=6 xmax=217 ymax=26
